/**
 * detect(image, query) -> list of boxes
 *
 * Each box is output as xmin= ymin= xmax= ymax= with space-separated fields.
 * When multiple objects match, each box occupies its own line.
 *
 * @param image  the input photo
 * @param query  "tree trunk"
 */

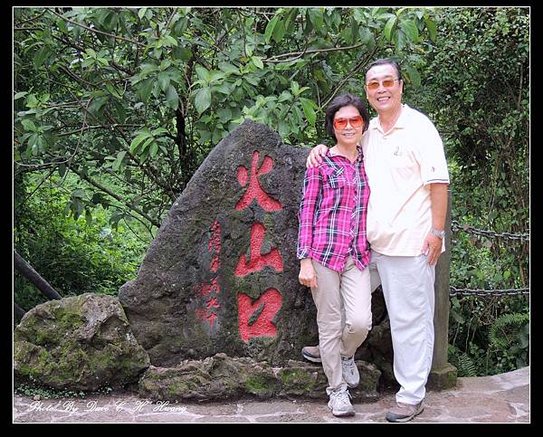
xmin=14 ymin=250 xmax=62 ymax=300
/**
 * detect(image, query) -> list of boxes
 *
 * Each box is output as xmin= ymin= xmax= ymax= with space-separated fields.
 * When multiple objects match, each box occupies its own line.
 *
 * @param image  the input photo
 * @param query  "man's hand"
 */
xmin=422 ymin=234 xmax=443 ymax=266
xmin=306 ymin=144 xmax=329 ymax=168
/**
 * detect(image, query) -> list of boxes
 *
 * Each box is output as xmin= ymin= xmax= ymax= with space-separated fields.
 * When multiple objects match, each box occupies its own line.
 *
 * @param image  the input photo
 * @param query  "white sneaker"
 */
xmin=328 ymin=387 xmax=355 ymax=417
xmin=341 ymin=355 xmax=360 ymax=388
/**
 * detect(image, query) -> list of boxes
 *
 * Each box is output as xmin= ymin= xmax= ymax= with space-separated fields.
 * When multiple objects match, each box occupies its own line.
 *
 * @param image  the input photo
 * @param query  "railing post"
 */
xmin=429 ymin=188 xmax=458 ymax=389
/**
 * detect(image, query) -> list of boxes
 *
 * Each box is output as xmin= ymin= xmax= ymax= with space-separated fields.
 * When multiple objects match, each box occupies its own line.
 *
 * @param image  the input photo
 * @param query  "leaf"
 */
xmin=140 ymin=137 xmax=154 ymax=154
xmin=308 ymin=8 xmax=324 ymax=30
xmin=194 ymin=87 xmax=211 ymax=114
xmin=251 ymin=56 xmax=264 ymax=69
xmin=272 ymin=19 xmax=286 ymax=43
xmin=105 ymin=82 xmax=123 ymax=99
xmin=158 ymin=72 xmax=171 ymax=92
xmin=151 ymin=127 xmax=169 ymax=136
xmin=195 ymin=65 xmax=210 ymax=83
xmin=405 ymin=66 xmax=421 ymax=88
xmin=164 ymin=35 xmax=178 ymax=47
xmin=149 ymin=141 xmax=159 ymax=158
xmin=424 ymin=16 xmax=437 ymax=42
xmin=57 ymin=163 xmax=67 ymax=177
xmin=136 ymin=78 xmax=154 ymax=103
xmin=138 ymin=7 xmax=147 ymax=19
xmin=400 ymin=19 xmax=419 ymax=42
xmin=384 ymin=15 xmax=397 ymax=41
xmin=21 ymin=119 xmax=37 ymax=132
xmin=33 ymin=45 xmax=51 ymax=69
xmin=165 ymin=84 xmax=179 ymax=110
xmin=218 ymin=62 xmax=240 ymax=75
xmin=130 ymin=131 xmax=152 ymax=154
xmin=264 ymin=15 xmax=280 ymax=44
xmin=112 ymin=150 xmax=127 ymax=171
xmin=300 ymin=98 xmax=316 ymax=125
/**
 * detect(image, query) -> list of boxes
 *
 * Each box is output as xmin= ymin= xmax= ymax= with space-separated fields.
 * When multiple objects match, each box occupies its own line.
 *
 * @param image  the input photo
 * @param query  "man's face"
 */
xmin=365 ymin=64 xmax=403 ymax=114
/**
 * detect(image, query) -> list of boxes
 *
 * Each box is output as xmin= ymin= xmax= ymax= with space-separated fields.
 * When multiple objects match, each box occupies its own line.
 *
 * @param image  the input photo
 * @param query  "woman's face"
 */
xmin=332 ymin=104 xmax=364 ymax=146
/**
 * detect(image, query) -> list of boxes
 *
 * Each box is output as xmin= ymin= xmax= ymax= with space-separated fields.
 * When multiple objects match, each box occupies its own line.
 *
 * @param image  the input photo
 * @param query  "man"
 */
xmin=304 ymin=58 xmax=450 ymax=422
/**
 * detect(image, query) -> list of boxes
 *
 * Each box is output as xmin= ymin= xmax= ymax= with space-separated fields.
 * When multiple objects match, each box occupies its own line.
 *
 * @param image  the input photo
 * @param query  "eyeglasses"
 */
xmin=333 ymin=116 xmax=363 ymax=130
xmin=365 ymin=78 xmax=400 ymax=91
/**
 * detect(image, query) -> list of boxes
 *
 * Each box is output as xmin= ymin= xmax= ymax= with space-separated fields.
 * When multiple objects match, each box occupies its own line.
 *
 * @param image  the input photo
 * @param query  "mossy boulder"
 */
xmin=14 ymin=293 xmax=150 ymax=392
xmin=138 ymin=353 xmax=380 ymax=402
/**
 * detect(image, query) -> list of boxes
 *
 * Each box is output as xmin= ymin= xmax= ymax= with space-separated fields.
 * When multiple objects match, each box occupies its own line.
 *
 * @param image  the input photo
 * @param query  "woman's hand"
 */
xmin=299 ymin=258 xmax=318 ymax=288
xmin=306 ymin=144 xmax=329 ymax=168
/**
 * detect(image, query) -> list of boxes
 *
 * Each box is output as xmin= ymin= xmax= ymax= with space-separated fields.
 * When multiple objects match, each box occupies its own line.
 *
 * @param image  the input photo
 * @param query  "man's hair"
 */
xmin=324 ymin=93 xmax=370 ymax=141
xmin=366 ymin=58 xmax=403 ymax=82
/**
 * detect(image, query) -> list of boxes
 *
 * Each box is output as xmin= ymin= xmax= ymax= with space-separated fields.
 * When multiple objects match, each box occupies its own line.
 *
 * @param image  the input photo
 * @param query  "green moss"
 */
xmin=278 ymin=368 xmax=316 ymax=387
xmin=166 ymin=379 xmax=188 ymax=396
xmin=47 ymin=348 xmax=89 ymax=386
xmin=55 ymin=308 xmax=84 ymax=331
xmin=244 ymin=374 xmax=278 ymax=396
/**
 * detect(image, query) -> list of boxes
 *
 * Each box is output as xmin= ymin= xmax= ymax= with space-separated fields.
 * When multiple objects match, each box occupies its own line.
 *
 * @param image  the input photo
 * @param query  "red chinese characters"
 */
xmin=194 ymin=220 xmax=222 ymax=332
xmin=235 ymin=222 xmax=283 ymax=277
xmin=235 ymin=151 xmax=284 ymax=342
xmin=236 ymin=151 xmax=281 ymax=212
xmin=237 ymin=288 xmax=282 ymax=342
xmin=194 ymin=151 xmax=285 ymax=343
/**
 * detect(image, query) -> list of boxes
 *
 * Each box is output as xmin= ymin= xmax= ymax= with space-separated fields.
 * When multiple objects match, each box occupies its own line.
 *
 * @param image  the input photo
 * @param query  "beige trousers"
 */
xmin=311 ymin=256 xmax=372 ymax=392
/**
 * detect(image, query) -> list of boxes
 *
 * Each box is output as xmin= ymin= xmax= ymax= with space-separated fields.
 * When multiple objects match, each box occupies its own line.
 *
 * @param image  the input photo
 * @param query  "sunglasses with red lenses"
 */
xmin=333 ymin=116 xmax=363 ymax=130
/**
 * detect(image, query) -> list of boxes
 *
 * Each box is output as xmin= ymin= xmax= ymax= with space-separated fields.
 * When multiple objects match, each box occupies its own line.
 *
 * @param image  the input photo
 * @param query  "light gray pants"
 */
xmin=311 ymin=256 xmax=372 ymax=392
xmin=370 ymin=250 xmax=436 ymax=405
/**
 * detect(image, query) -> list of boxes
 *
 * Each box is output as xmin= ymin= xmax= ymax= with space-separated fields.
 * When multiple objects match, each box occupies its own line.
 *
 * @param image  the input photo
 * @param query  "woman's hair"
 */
xmin=324 ymin=93 xmax=370 ymax=141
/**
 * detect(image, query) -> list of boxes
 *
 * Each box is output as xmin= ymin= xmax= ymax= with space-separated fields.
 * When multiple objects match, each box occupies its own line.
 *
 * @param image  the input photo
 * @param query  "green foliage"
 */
xmin=488 ymin=312 xmax=529 ymax=371
xmin=422 ymin=7 xmax=529 ymax=287
xmin=14 ymin=6 xmax=438 ymax=229
xmin=412 ymin=7 xmax=529 ymax=376
xmin=15 ymin=381 xmax=87 ymax=400
xmin=447 ymin=345 xmax=478 ymax=377
xmin=448 ymin=294 xmax=529 ymax=376
xmin=15 ymin=377 xmax=114 ymax=399
xmin=14 ymin=173 xmax=148 ymax=311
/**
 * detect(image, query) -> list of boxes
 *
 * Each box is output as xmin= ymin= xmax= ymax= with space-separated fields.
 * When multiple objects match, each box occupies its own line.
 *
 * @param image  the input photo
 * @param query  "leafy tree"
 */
xmin=14 ymin=6 xmax=438 ymax=231
xmin=413 ymin=8 xmax=530 ymax=376
xmin=421 ymin=7 xmax=529 ymax=287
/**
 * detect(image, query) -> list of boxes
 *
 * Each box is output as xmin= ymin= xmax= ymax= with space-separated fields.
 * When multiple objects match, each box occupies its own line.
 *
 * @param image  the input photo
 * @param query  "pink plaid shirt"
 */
xmin=297 ymin=148 xmax=371 ymax=272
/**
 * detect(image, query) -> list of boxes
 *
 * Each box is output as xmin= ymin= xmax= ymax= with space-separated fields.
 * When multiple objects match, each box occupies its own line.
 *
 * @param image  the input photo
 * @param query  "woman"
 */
xmin=297 ymin=93 xmax=372 ymax=418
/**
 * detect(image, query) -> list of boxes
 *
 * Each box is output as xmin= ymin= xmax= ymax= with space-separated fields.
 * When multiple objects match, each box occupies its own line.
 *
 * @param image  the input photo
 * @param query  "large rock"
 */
xmin=14 ymin=293 xmax=150 ymax=391
xmin=138 ymin=353 xmax=381 ymax=403
xmin=118 ymin=119 xmax=394 ymax=385
xmin=118 ymin=120 xmax=316 ymax=367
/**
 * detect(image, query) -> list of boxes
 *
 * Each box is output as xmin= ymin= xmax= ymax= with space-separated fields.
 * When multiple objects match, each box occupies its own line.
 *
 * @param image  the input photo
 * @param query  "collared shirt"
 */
xmin=297 ymin=148 xmax=371 ymax=272
xmin=363 ymin=104 xmax=450 ymax=256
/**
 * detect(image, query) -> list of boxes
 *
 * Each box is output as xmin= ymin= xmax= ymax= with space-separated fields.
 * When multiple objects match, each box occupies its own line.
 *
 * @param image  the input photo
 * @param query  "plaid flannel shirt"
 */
xmin=297 ymin=148 xmax=371 ymax=272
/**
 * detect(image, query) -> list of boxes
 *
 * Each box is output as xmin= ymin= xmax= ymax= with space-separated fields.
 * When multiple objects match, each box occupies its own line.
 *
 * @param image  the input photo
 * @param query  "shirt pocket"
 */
xmin=324 ymin=166 xmax=347 ymax=188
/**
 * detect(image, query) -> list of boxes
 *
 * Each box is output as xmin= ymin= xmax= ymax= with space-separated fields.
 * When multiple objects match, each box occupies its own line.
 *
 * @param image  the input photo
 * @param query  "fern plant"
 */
xmin=447 ymin=345 xmax=478 ymax=377
xmin=488 ymin=312 xmax=529 ymax=372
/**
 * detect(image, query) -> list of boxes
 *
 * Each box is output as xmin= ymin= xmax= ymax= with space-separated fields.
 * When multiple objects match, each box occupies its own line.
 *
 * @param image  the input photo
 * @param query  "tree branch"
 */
xmin=14 ymin=250 xmax=62 ymax=300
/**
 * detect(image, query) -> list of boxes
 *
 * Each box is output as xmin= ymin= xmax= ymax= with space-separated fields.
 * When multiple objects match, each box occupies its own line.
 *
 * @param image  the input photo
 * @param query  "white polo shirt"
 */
xmin=362 ymin=104 xmax=450 ymax=256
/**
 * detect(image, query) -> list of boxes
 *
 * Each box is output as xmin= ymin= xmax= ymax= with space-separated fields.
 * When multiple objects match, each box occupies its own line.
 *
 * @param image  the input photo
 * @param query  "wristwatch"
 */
xmin=430 ymin=228 xmax=446 ymax=239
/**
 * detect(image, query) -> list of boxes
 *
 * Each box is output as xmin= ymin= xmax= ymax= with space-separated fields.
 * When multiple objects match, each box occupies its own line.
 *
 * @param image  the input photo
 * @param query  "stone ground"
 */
xmin=12 ymin=366 xmax=530 ymax=425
